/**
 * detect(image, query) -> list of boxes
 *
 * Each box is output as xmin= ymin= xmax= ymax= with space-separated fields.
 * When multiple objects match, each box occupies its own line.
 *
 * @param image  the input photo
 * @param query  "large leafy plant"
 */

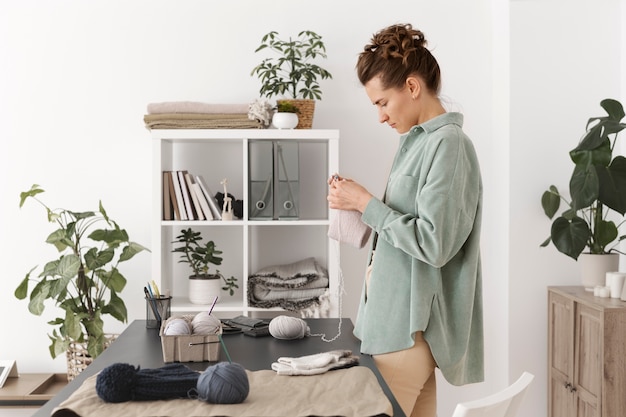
xmin=541 ymin=98 xmax=626 ymax=259
xmin=171 ymin=228 xmax=238 ymax=295
xmin=15 ymin=185 xmax=149 ymax=358
xmin=251 ymin=30 xmax=333 ymax=100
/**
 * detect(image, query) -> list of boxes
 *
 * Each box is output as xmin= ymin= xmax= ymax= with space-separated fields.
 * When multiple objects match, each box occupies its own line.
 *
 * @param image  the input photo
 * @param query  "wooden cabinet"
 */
xmin=150 ymin=129 xmax=340 ymax=316
xmin=548 ymin=286 xmax=626 ymax=417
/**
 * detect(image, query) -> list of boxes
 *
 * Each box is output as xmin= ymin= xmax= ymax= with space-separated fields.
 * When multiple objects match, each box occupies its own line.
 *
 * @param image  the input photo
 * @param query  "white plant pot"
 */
xmin=188 ymin=275 xmax=222 ymax=305
xmin=578 ymin=253 xmax=620 ymax=290
xmin=272 ymin=112 xmax=298 ymax=129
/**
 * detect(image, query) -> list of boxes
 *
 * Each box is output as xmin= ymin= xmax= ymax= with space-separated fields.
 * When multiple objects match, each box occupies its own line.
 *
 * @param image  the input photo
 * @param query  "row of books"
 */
xmin=163 ymin=171 xmax=222 ymax=220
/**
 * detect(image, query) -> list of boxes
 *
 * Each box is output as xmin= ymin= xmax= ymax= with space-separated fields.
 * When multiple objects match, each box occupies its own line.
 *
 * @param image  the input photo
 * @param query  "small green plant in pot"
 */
xmin=171 ymin=228 xmax=238 ymax=304
xmin=276 ymin=101 xmax=300 ymax=113
xmin=540 ymin=98 xmax=626 ymax=260
xmin=14 ymin=185 xmax=149 ymax=360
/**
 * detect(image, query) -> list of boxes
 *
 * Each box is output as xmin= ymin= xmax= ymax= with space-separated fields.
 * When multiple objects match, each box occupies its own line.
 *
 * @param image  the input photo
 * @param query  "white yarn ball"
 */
xmin=164 ymin=318 xmax=192 ymax=335
xmin=192 ymin=312 xmax=221 ymax=334
xmin=269 ymin=315 xmax=310 ymax=340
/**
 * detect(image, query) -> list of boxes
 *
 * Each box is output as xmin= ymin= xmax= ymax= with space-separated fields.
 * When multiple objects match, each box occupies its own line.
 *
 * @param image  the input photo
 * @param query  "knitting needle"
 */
xmin=208 ymin=296 xmax=218 ymax=315
xmin=218 ymin=334 xmax=232 ymax=363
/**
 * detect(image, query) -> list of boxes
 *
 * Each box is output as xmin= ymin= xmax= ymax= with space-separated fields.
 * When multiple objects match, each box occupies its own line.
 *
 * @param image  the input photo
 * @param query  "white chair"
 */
xmin=451 ymin=372 xmax=534 ymax=417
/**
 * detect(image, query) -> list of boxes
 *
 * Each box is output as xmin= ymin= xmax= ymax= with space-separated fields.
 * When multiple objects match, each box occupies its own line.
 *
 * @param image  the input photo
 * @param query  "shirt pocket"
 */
xmin=388 ymin=174 xmax=419 ymax=214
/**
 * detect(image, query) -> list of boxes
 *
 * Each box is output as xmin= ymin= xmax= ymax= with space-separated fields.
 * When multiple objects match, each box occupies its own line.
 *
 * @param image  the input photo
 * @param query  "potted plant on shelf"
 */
xmin=14 ymin=184 xmax=149 ymax=378
xmin=272 ymin=101 xmax=300 ymax=130
xmin=541 ymin=98 xmax=626 ymax=287
xmin=251 ymin=29 xmax=333 ymax=129
xmin=171 ymin=228 xmax=238 ymax=304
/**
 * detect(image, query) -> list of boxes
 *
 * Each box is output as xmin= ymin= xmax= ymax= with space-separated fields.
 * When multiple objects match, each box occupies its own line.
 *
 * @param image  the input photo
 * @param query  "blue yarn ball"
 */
xmin=197 ymin=362 xmax=249 ymax=404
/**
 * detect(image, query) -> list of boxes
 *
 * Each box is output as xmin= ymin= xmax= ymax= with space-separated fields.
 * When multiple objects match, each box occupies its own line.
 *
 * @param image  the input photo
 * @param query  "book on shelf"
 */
xmin=177 ymin=170 xmax=197 ymax=220
xmin=191 ymin=182 xmax=214 ymax=220
xmin=186 ymin=172 xmax=214 ymax=220
xmin=170 ymin=171 xmax=187 ymax=220
xmin=166 ymin=171 xmax=181 ymax=220
xmin=195 ymin=174 xmax=223 ymax=220
xmin=162 ymin=171 xmax=172 ymax=221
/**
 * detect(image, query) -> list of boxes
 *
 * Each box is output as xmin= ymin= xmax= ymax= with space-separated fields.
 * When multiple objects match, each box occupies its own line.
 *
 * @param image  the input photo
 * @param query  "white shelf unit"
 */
xmin=151 ymin=129 xmax=340 ymax=317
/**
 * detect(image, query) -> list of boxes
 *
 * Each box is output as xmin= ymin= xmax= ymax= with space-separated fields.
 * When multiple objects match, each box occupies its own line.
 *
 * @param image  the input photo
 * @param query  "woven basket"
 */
xmin=66 ymin=334 xmax=118 ymax=381
xmin=277 ymin=99 xmax=315 ymax=129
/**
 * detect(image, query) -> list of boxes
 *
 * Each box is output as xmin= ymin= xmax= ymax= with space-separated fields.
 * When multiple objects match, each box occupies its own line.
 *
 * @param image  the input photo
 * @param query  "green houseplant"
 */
xmin=14 ymin=185 xmax=149 ymax=360
xmin=251 ymin=30 xmax=333 ymax=129
xmin=541 ymin=98 xmax=626 ymax=260
xmin=251 ymin=30 xmax=333 ymax=100
xmin=171 ymin=228 xmax=238 ymax=303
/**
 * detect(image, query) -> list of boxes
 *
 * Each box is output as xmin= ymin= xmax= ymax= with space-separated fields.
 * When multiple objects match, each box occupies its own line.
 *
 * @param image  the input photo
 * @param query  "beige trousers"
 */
xmin=366 ymin=255 xmax=437 ymax=416
xmin=373 ymin=333 xmax=437 ymax=417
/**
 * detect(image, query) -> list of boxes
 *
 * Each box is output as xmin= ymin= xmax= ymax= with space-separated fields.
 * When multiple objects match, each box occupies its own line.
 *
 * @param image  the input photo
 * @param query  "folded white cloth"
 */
xmin=271 ymin=350 xmax=359 ymax=376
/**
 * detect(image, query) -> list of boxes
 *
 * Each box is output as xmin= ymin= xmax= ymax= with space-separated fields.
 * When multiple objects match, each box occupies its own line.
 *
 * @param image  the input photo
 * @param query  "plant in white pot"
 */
xmin=272 ymin=101 xmax=300 ymax=129
xmin=541 ymin=98 xmax=626 ymax=287
xmin=14 ymin=185 xmax=149 ymax=378
xmin=251 ymin=30 xmax=332 ymax=129
xmin=171 ymin=228 xmax=238 ymax=304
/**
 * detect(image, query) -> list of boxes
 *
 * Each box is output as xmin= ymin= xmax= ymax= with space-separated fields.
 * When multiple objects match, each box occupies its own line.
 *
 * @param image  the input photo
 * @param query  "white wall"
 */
xmin=0 ymin=1 xmax=623 ymax=417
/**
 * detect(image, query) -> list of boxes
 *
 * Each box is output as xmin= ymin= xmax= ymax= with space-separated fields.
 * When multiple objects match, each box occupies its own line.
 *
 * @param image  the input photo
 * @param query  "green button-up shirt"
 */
xmin=355 ymin=112 xmax=484 ymax=386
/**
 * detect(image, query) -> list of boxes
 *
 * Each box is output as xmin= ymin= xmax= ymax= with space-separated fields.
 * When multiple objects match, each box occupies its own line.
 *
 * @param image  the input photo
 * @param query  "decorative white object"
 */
xmin=606 ymin=271 xmax=626 ymax=298
xmin=272 ymin=112 xmax=298 ymax=129
xmin=578 ymin=253 xmax=620 ymax=290
xmin=220 ymin=178 xmax=233 ymax=220
xmin=188 ymin=276 xmax=222 ymax=305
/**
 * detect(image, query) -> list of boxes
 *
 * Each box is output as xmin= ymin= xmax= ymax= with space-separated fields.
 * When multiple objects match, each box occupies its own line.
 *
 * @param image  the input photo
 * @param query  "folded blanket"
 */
xmin=271 ymin=350 xmax=360 ymax=376
xmin=52 ymin=366 xmax=392 ymax=417
xmin=247 ymin=258 xmax=329 ymax=311
xmin=143 ymin=113 xmax=263 ymax=129
xmin=147 ymin=102 xmax=249 ymax=114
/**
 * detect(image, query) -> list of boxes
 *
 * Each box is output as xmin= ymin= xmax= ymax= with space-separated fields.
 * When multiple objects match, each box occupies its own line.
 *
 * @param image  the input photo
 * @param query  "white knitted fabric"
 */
xmin=327 ymin=209 xmax=372 ymax=249
xmin=271 ymin=350 xmax=359 ymax=376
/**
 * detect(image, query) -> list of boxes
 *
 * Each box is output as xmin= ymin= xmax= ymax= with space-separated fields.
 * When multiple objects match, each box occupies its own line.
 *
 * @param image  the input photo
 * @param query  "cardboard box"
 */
xmin=160 ymin=316 xmax=221 ymax=363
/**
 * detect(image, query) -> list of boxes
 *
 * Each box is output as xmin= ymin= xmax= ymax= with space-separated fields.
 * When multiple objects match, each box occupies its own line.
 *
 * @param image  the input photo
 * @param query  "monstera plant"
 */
xmin=15 ymin=185 xmax=149 ymax=359
xmin=541 ymin=98 xmax=626 ymax=260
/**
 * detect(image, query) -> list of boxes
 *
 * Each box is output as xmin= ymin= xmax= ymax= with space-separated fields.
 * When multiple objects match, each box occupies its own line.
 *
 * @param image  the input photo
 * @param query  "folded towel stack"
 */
xmin=144 ymin=101 xmax=263 ymax=129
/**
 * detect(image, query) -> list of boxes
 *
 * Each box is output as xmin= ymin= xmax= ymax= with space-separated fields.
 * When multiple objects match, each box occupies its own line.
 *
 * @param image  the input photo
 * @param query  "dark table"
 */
xmin=34 ymin=319 xmax=404 ymax=417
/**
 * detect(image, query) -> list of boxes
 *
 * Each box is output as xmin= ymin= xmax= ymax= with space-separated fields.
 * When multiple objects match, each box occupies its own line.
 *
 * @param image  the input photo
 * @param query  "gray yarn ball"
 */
xmin=197 ymin=362 xmax=249 ymax=404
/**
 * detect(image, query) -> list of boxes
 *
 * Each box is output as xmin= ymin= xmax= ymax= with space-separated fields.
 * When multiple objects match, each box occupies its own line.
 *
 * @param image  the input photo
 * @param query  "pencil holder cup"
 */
xmin=145 ymin=296 xmax=172 ymax=329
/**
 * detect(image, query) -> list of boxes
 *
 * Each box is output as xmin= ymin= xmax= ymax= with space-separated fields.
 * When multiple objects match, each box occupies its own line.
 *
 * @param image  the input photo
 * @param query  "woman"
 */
xmin=327 ymin=24 xmax=484 ymax=417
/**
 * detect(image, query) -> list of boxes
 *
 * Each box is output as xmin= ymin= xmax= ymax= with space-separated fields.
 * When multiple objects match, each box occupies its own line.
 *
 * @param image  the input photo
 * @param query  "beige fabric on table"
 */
xmin=51 ymin=366 xmax=392 ymax=417
xmin=147 ymin=102 xmax=250 ymax=114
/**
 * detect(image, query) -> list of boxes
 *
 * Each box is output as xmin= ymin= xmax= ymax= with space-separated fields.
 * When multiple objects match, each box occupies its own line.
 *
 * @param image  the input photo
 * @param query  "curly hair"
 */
xmin=356 ymin=23 xmax=441 ymax=94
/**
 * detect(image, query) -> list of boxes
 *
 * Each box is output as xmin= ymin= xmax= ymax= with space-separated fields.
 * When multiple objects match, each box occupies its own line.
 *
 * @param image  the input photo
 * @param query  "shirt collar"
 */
xmin=406 ymin=112 xmax=464 ymax=136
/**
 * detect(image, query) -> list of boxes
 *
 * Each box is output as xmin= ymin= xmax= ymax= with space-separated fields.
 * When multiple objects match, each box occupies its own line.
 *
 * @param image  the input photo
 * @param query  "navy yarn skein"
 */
xmin=197 ymin=362 xmax=249 ymax=404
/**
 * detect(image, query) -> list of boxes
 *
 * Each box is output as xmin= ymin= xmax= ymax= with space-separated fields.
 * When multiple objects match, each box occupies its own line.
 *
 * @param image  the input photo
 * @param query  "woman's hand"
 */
xmin=327 ymin=174 xmax=373 ymax=213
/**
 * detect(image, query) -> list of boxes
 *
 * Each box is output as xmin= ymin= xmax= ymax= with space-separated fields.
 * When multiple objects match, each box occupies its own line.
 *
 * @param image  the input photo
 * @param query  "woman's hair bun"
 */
xmin=365 ymin=23 xmax=427 ymax=65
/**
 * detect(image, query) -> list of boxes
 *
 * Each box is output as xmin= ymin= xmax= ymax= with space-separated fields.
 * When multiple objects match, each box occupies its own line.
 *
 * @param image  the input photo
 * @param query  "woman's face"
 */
xmin=364 ymin=75 xmax=419 ymax=134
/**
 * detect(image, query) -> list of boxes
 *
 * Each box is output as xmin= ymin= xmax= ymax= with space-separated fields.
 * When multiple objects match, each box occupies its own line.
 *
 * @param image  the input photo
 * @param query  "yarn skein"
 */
xmin=163 ymin=317 xmax=192 ymax=335
xmin=191 ymin=312 xmax=222 ymax=334
xmin=269 ymin=315 xmax=310 ymax=340
xmin=197 ymin=362 xmax=249 ymax=404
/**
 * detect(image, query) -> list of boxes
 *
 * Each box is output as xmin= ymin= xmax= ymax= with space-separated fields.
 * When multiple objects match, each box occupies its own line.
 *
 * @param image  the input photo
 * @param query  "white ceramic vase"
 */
xmin=578 ymin=253 xmax=620 ymax=289
xmin=188 ymin=275 xmax=222 ymax=304
xmin=272 ymin=112 xmax=298 ymax=129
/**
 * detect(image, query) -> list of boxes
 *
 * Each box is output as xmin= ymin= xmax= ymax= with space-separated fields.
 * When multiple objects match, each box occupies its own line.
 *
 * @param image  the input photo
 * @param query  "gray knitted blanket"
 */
xmin=248 ymin=257 xmax=329 ymax=311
